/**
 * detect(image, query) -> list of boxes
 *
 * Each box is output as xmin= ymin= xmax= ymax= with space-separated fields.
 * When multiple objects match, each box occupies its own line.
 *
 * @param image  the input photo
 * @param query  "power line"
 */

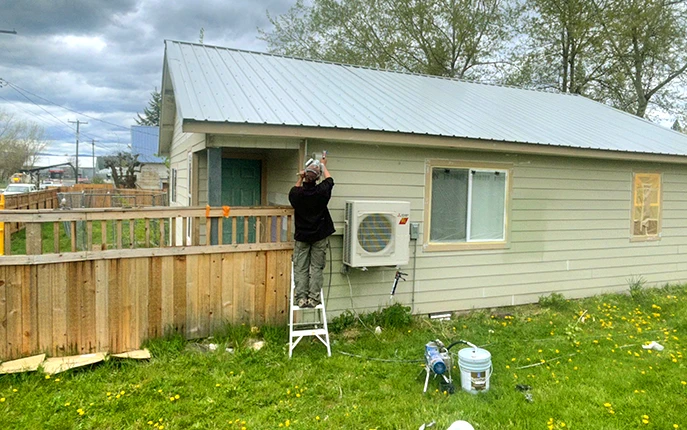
xmin=0 ymin=90 xmax=129 ymax=151
xmin=0 ymin=78 xmax=160 ymax=137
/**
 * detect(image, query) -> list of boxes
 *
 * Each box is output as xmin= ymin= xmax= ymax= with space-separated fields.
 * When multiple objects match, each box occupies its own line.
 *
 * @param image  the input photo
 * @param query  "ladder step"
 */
xmin=291 ymin=304 xmax=325 ymax=311
xmin=291 ymin=328 xmax=329 ymax=337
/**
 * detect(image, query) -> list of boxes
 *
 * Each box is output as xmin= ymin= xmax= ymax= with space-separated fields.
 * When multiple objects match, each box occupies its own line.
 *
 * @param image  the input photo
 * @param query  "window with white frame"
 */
xmin=427 ymin=163 xmax=509 ymax=248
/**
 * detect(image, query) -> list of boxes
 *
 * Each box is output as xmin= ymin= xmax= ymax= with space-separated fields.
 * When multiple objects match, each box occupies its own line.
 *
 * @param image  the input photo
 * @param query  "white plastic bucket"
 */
xmin=458 ymin=347 xmax=492 ymax=394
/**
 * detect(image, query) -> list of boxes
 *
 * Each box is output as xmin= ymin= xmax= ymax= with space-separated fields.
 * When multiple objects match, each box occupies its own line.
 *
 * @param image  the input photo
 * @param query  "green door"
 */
xmin=221 ymin=158 xmax=262 ymax=244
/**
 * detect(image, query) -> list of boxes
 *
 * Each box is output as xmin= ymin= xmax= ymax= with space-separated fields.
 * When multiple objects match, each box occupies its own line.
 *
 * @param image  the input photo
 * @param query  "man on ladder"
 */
xmin=288 ymin=151 xmax=334 ymax=357
xmin=289 ymin=151 xmax=335 ymax=309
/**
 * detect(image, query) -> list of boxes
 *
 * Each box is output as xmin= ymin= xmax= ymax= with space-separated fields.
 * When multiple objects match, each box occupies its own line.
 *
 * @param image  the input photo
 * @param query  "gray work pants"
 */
xmin=293 ymin=238 xmax=328 ymax=301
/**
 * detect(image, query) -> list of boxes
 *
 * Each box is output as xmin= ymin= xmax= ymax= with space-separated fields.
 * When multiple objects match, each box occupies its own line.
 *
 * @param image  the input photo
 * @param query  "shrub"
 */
xmin=538 ymin=292 xmax=569 ymax=310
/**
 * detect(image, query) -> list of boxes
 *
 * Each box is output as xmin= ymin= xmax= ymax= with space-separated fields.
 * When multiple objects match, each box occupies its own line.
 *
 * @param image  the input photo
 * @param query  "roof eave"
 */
xmin=182 ymin=120 xmax=687 ymax=165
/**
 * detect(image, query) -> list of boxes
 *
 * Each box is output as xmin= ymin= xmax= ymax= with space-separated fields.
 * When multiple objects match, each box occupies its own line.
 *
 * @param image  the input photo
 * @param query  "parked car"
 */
xmin=2 ymin=183 xmax=38 ymax=195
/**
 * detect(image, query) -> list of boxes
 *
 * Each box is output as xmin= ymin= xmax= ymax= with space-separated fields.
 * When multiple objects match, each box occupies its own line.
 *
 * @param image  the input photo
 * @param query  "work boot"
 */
xmin=297 ymin=298 xmax=308 ymax=308
xmin=306 ymin=298 xmax=320 ymax=308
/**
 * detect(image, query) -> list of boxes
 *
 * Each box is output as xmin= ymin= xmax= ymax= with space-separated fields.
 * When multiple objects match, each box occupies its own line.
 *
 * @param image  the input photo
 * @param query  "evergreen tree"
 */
xmin=135 ymin=89 xmax=161 ymax=126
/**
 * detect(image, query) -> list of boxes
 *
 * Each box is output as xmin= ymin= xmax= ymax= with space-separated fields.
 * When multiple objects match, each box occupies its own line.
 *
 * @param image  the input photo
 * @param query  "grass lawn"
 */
xmin=1 ymin=283 xmax=685 ymax=429
xmin=10 ymin=219 xmax=168 ymax=254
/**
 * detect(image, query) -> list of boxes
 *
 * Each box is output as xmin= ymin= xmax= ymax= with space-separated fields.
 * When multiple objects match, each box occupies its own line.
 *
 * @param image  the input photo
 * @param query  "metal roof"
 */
xmin=131 ymin=126 xmax=165 ymax=163
xmin=164 ymin=40 xmax=687 ymax=158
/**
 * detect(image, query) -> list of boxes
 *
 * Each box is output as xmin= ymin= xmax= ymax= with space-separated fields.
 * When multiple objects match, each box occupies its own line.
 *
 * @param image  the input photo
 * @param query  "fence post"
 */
xmin=0 ymin=193 xmax=4 ymax=255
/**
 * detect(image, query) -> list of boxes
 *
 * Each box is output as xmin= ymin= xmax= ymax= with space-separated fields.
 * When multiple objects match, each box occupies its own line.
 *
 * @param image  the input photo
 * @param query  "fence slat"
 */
xmin=95 ymin=259 xmax=109 ymax=352
xmin=70 ymin=221 xmax=77 ymax=252
xmin=149 ymin=257 xmax=162 ymax=339
xmin=22 ymin=265 xmax=35 ymax=355
xmin=0 ymin=266 xmax=7 ymax=360
xmin=81 ymin=261 xmax=95 ymax=354
xmin=116 ymin=220 xmax=122 ymax=250
xmin=52 ymin=263 xmax=68 ymax=355
xmin=231 ymin=218 xmax=237 ymax=245
xmin=37 ymin=264 xmax=52 ymax=355
xmin=159 ymin=218 xmax=166 ymax=248
xmin=26 ymin=223 xmax=42 ymax=255
xmin=53 ymin=222 xmax=60 ymax=254
xmin=101 ymin=220 xmax=107 ymax=250
xmin=129 ymin=219 xmax=135 ymax=249
xmin=87 ymin=221 xmax=93 ymax=251
xmin=6 ymin=266 xmax=22 ymax=358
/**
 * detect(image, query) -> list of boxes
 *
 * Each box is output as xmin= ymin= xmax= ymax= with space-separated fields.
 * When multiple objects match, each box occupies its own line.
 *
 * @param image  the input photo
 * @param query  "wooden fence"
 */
xmin=2 ymin=186 xmax=167 ymax=236
xmin=0 ymin=206 xmax=294 ymax=361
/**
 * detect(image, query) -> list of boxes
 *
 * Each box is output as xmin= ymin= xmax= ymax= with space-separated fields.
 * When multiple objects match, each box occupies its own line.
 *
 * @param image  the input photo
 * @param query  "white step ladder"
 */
xmin=288 ymin=266 xmax=331 ymax=358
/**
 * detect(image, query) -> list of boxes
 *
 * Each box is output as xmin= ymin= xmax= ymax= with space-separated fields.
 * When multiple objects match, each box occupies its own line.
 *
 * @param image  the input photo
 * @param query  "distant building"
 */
xmin=31 ymin=154 xmax=96 ymax=181
xmin=131 ymin=126 xmax=168 ymax=190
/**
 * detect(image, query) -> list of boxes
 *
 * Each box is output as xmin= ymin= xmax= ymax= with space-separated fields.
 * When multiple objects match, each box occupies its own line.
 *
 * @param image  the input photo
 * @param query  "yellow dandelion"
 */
xmin=604 ymin=403 xmax=612 ymax=408
xmin=174 ymin=394 xmax=180 ymax=399
xmin=0 ymin=398 xmax=5 ymax=402
xmin=45 ymin=375 xmax=50 ymax=379
xmin=148 ymin=421 xmax=154 ymax=425
xmin=169 ymin=397 xmax=175 ymax=401
xmin=316 ymin=416 xmax=320 ymax=421
xmin=285 ymin=419 xmax=291 ymax=427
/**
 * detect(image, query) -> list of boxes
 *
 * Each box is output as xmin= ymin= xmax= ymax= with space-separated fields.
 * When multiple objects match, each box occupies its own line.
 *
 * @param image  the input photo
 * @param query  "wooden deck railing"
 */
xmin=0 ymin=206 xmax=295 ymax=360
xmin=0 ymin=206 xmax=294 ymax=263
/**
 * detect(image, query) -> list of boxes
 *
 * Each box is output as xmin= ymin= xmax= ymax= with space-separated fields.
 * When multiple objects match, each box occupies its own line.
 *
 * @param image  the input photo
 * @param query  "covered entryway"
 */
xmin=221 ymin=158 xmax=262 ymax=243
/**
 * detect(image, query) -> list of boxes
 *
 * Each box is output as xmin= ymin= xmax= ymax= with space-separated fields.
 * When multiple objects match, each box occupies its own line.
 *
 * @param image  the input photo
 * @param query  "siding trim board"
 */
xmin=182 ymin=121 xmax=687 ymax=166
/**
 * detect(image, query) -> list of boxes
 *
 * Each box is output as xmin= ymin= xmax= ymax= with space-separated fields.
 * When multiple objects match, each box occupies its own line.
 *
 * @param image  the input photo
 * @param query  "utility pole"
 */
xmin=91 ymin=139 xmax=96 ymax=180
xmin=68 ymin=119 xmax=87 ymax=184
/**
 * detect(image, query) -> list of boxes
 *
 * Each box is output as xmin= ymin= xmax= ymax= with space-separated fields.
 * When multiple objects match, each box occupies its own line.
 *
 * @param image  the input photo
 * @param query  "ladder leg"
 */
xmin=288 ymin=263 xmax=296 ymax=358
xmin=320 ymin=288 xmax=331 ymax=357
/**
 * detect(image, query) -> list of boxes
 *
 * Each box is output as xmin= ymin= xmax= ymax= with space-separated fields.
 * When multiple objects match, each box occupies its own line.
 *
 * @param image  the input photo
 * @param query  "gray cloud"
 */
xmin=0 ymin=0 xmax=297 ymax=156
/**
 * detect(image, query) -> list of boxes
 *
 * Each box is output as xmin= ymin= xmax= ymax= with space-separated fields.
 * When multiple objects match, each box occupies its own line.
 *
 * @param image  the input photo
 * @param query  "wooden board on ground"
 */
xmin=0 ymin=353 xmax=46 ymax=374
xmin=111 ymin=348 xmax=151 ymax=360
xmin=42 ymin=352 xmax=106 ymax=375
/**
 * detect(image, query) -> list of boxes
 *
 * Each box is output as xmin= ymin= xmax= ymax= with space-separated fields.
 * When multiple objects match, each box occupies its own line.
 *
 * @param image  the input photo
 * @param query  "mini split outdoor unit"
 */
xmin=343 ymin=200 xmax=411 ymax=268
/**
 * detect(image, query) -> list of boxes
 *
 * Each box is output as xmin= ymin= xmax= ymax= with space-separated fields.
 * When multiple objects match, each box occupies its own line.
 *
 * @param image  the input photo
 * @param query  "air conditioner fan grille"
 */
xmin=357 ymin=214 xmax=392 ymax=253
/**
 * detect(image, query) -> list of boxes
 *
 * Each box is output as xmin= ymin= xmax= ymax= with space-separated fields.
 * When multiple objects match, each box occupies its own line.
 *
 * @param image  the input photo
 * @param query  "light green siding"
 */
xmin=299 ymin=141 xmax=687 ymax=316
xmin=169 ymin=115 xmax=205 ymax=208
xmin=168 ymin=129 xmax=687 ymax=317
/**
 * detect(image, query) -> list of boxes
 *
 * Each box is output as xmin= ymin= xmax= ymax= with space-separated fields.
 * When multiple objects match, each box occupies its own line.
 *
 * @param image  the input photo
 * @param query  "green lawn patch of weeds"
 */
xmin=1 ymin=284 xmax=686 ymax=429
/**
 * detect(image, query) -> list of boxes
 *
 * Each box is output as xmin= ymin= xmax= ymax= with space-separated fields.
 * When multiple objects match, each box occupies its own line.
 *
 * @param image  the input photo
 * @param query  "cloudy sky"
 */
xmin=0 ymin=0 xmax=297 ymax=158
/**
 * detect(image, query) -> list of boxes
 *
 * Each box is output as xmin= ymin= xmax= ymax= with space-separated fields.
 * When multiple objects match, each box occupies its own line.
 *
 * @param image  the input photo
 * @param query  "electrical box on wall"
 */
xmin=409 ymin=222 xmax=420 ymax=240
xmin=343 ymin=200 xmax=411 ymax=268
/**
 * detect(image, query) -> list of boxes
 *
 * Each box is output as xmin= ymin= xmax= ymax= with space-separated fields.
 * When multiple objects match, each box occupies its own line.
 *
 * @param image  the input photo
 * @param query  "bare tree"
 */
xmin=101 ymin=152 xmax=143 ymax=189
xmin=0 ymin=109 xmax=46 ymax=181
